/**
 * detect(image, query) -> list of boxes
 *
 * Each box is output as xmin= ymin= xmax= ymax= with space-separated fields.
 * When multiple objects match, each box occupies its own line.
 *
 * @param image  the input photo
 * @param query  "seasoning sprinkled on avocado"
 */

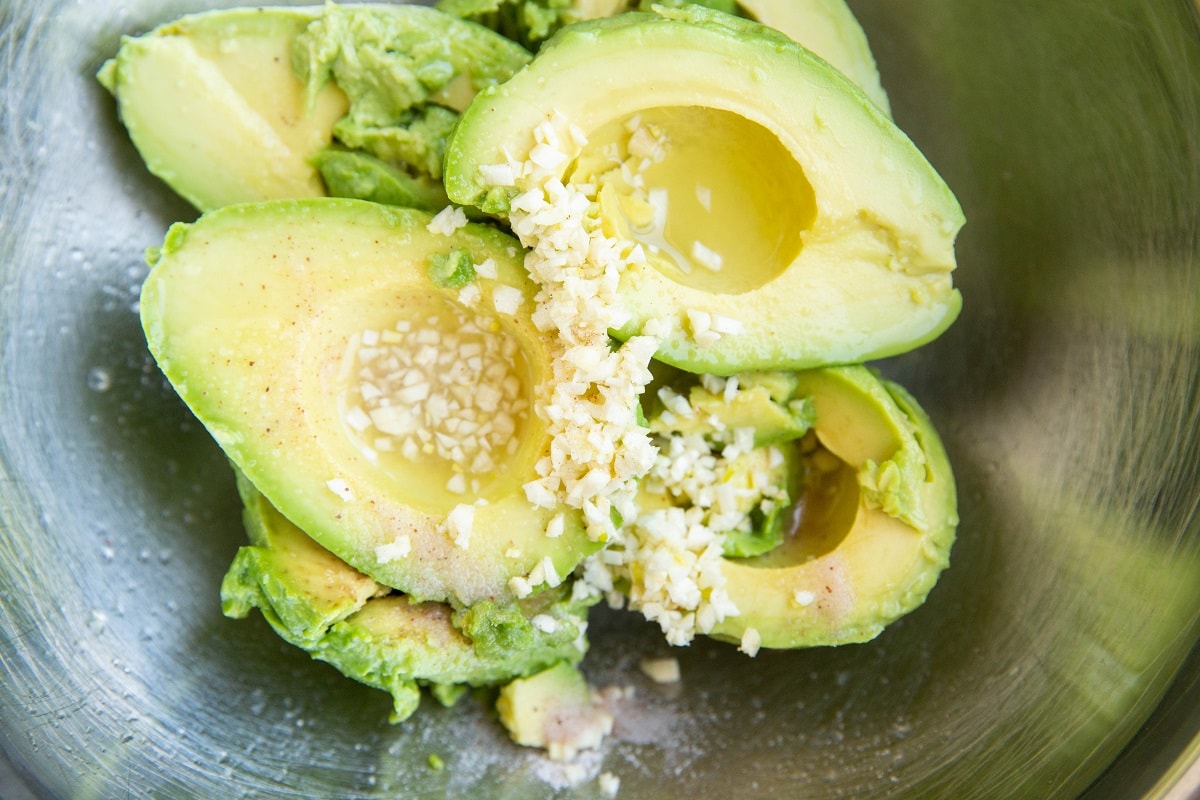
xmin=109 ymin=0 xmax=961 ymax=770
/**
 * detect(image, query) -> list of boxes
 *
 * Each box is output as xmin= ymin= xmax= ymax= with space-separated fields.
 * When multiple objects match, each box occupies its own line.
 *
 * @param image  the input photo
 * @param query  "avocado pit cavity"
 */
xmin=574 ymin=106 xmax=815 ymax=295
xmin=340 ymin=296 xmax=531 ymax=507
xmin=744 ymin=434 xmax=858 ymax=569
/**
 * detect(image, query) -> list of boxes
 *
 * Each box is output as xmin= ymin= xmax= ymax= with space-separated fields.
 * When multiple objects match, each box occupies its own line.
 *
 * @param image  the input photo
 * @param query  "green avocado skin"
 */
xmin=221 ymin=473 xmax=596 ymax=722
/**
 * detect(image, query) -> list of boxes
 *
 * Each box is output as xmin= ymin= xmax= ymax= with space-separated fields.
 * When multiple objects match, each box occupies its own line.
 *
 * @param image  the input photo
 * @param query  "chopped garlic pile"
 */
xmin=478 ymin=110 xmax=786 ymax=649
xmin=597 ymin=381 xmax=792 ymax=646
xmin=487 ymin=113 xmax=662 ymax=542
xmin=344 ymin=304 xmax=528 ymax=496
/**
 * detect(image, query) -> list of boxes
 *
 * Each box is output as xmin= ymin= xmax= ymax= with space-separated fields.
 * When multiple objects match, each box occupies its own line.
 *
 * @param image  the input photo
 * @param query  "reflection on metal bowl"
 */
xmin=1 ymin=1 xmax=1198 ymax=797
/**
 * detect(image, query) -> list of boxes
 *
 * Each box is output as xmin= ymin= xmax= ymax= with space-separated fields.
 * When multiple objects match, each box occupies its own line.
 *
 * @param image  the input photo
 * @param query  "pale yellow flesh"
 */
xmin=111 ymin=13 xmax=348 ymax=211
xmin=577 ymin=106 xmax=815 ymax=294
xmin=712 ymin=368 xmax=955 ymax=648
xmin=142 ymin=200 xmax=593 ymax=605
xmin=151 ymin=243 xmax=544 ymax=518
xmin=334 ymin=294 xmax=534 ymax=510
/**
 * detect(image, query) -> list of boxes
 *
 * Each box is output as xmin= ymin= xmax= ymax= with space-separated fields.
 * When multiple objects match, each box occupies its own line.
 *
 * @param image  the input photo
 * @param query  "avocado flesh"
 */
xmin=317 ymin=589 xmax=592 ymax=722
xmin=100 ymin=5 xmax=530 ymax=212
xmin=221 ymin=474 xmax=592 ymax=722
xmin=496 ymin=661 xmax=613 ymax=759
xmin=292 ymin=4 xmax=532 ymax=181
xmin=443 ymin=7 xmax=963 ymax=375
xmin=141 ymin=198 xmax=597 ymax=606
xmin=98 ymin=7 xmax=348 ymax=212
xmin=710 ymin=366 xmax=958 ymax=649
xmin=311 ymin=148 xmax=451 ymax=212
xmin=220 ymin=469 xmax=389 ymax=647
xmin=737 ymin=0 xmax=892 ymax=115
xmin=646 ymin=374 xmax=814 ymax=447
xmin=435 ymin=0 xmax=632 ymax=48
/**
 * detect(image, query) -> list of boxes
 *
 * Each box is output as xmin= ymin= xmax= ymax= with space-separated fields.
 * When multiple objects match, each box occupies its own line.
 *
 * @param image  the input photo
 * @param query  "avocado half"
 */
xmin=443 ymin=6 xmax=964 ymax=375
xmin=98 ymin=6 xmax=345 ymax=211
xmin=710 ymin=366 xmax=958 ymax=649
xmin=141 ymin=198 xmax=597 ymax=606
xmin=98 ymin=5 xmax=530 ymax=212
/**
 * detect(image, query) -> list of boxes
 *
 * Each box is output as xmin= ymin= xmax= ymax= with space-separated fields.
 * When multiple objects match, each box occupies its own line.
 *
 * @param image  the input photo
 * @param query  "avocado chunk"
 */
xmin=495 ymin=662 xmax=614 ymax=760
xmin=316 ymin=590 xmax=592 ymax=722
xmin=220 ymin=468 xmax=388 ymax=648
xmin=436 ymin=0 xmax=632 ymax=48
xmin=709 ymin=366 xmax=958 ymax=649
xmin=220 ymin=474 xmax=594 ymax=722
xmin=443 ymin=6 xmax=963 ymax=375
xmin=311 ymin=148 xmax=451 ymax=212
xmin=141 ymin=198 xmax=598 ymax=606
xmin=646 ymin=370 xmax=815 ymax=447
xmin=641 ymin=366 xmax=812 ymax=558
xmin=100 ymin=5 xmax=529 ymax=211
xmin=292 ymin=4 xmax=531 ymax=181
xmin=737 ymin=0 xmax=892 ymax=115
xmin=435 ymin=0 xmax=889 ymax=109
xmin=433 ymin=0 xmax=885 ymax=121
xmin=98 ymin=7 xmax=348 ymax=211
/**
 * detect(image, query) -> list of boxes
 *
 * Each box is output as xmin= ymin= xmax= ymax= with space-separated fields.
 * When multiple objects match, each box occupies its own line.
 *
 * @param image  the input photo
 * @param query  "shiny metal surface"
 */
xmin=2 ymin=0 xmax=1199 ymax=797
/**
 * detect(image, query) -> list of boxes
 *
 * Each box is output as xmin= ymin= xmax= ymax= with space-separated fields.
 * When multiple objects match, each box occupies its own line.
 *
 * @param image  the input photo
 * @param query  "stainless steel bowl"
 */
xmin=2 ymin=1 xmax=1198 ymax=797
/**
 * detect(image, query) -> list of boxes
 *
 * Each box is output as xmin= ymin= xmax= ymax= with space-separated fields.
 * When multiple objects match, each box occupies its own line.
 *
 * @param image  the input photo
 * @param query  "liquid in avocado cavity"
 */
xmin=574 ymin=105 xmax=816 ymax=295
xmin=337 ymin=295 xmax=532 ymax=506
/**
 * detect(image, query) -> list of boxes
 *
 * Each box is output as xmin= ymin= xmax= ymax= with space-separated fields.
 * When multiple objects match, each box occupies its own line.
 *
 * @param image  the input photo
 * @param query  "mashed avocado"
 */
xmin=292 ymin=4 xmax=531 ymax=179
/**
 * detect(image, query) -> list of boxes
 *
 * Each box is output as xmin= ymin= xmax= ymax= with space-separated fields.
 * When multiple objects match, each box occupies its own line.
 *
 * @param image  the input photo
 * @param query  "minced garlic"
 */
xmin=374 ymin=535 xmax=411 ymax=564
xmin=739 ymin=627 xmax=762 ymax=658
xmin=426 ymin=205 xmax=469 ymax=236
xmin=478 ymin=110 xmax=798 ymax=645
xmin=484 ymin=112 xmax=661 ymax=543
xmin=344 ymin=301 xmax=528 ymax=496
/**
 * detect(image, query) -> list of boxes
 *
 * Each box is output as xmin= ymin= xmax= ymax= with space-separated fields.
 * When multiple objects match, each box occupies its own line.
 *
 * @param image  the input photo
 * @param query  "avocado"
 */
xmin=310 ymin=148 xmax=451 ymax=212
xmin=709 ymin=366 xmax=958 ymax=649
xmin=737 ymin=0 xmax=892 ymax=115
xmin=443 ymin=6 xmax=963 ymax=375
xmin=716 ymin=445 xmax=799 ymax=558
xmin=645 ymin=0 xmax=740 ymax=14
xmin=292 ymin=4 xmax=531 ymax=180
xmin=640 ymin=365 xmax=813 ymax=556
xmin=98 ymin=7 xmax=348 ymax=211
xmin=435 ymin=0 xmax=632 ymax=48
xmin=646 ymin=372 xmax=814 ymax=447
xmin=634 ymin=433 xmax=800 ymax=561
xmin=316 ymin=589 xmax=592 ymax=722
xmin=100 ymin=5 xmax=529 ymax=211
xmin=220 ymin=468 xmax=388 ymax=648
xmin=220 ymin=473 xmax=594 ymax=722
xmin=141 ymin=198 xmax=598 ymax=606
xmin=495 ymin=661 xmax=614 ymax=760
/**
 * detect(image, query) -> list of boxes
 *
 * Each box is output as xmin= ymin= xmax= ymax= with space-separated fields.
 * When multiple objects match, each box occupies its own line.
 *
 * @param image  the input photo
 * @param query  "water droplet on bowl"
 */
xmin=87 ymin=367 xmax=113 ymax=392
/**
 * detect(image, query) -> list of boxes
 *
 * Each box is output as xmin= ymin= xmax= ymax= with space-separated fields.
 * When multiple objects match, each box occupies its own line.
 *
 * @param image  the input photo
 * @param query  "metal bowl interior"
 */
xmin=1 ymin=1 xmax=1199 ymax=798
